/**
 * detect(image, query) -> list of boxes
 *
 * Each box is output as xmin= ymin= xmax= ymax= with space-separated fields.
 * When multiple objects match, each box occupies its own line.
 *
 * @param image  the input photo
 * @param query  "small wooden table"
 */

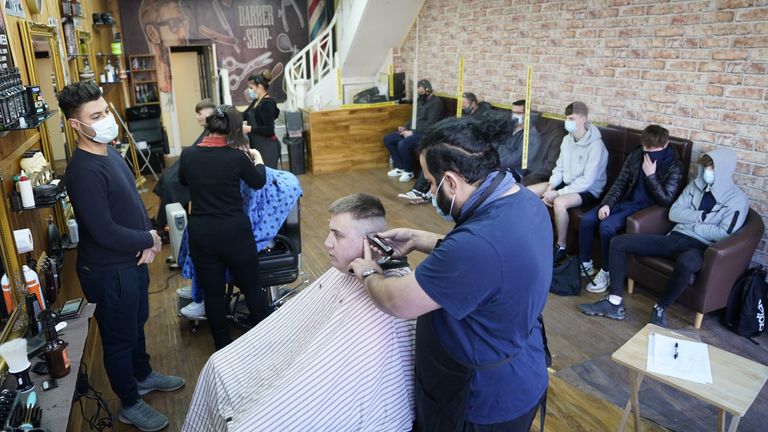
xmin=612 ymin=324 xmax=768 ymax=432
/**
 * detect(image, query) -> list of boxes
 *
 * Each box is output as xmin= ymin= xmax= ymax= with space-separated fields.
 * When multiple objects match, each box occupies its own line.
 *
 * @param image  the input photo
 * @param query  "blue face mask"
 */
xmin=248 ymin=88 xmax=257 ymax=100
xmin=564 ymin=120 xmax=577 ymax=133
xmin=432 ymin=176 xmax=456 ymax=222
xmin=703 ymin=168 xmax=715 ymax=185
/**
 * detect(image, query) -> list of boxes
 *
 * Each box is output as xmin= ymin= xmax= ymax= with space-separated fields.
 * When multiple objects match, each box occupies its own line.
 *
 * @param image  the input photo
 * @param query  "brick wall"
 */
xmin=394 ymin=0 xmax=768 ymax=265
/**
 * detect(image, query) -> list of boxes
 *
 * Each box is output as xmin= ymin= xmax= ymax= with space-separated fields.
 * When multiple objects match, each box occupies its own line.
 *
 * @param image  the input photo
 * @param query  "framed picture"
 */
xmin=24 ymin=0 xmax=43 ymax=15
xmin=4 ymin=0 xmax=25 ymax=18
xmin=0 ymin=4 xmax=13 ymax=69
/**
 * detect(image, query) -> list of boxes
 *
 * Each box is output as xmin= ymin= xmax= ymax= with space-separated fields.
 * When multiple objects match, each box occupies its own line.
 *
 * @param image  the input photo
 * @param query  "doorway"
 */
xmin=170 ymin=46 xmax=215 ymax=148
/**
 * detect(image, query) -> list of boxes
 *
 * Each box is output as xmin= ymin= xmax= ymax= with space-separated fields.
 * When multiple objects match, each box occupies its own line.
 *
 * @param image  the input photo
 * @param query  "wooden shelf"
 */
xmin=134 ymin=80 xmax=157 ymax=84
xmin=134 ymin=102 xmax=160 ymax=106
xmin=131 ymin=68 xmax=156 ymax=72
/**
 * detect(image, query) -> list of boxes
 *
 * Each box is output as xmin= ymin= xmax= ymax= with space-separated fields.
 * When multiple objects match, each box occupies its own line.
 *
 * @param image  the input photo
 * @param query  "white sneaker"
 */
xmin=180 ymin=301 xmax=206 ymax=319
xmin=176 ymin=286 xmax=192 ymax=300
xmin=397 ymin=190 xmax=429 ymax=203
xmin=387 ymin=168 xmax=404 ymax=177
xmin=398 ymin=171 xmax=414 ymax=182
xmin=580 ymin=261 xmax=596 ymax=277
xmin=586 ymin=269 xmax=610 ymax=293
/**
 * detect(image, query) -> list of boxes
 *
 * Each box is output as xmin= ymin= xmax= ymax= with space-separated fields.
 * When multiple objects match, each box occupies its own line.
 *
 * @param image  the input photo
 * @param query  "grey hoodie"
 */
xmin=670 ymin=149 xmax=749 ymax=245
xmin=548 ymin=123 xmax=609 ymax=198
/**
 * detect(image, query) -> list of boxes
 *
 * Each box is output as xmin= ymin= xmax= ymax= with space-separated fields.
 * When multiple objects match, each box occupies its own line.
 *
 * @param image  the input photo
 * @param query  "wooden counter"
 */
xmin=302 ymin=104 xmax=412 ymax=175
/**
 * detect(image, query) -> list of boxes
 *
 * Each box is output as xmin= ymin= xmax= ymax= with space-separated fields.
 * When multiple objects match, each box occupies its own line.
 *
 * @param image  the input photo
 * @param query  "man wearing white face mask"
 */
xmin=580 ymin=149 xmax=749 ymax=327
xmin=528 ymin=101 xmax=608 ymax=263
xmin=58 ymin=82 xmax=184 ymax=432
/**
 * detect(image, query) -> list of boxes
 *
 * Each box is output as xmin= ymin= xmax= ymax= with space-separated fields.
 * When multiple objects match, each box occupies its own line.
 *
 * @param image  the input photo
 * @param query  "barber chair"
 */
xmin=226 ymin=199 xmax=308 ymax=329
xmin=126 ymin=106 xmax=167 ymax=175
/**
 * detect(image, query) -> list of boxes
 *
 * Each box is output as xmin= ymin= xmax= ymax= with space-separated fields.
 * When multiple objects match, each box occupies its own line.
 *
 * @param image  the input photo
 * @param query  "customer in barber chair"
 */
xmin=152 ymin=99 xmax=215 ymax=236
xmin=178 ymin=105 xmax=273 ymax=350
xmin=183 ymin=194 xmax=415 ymax=432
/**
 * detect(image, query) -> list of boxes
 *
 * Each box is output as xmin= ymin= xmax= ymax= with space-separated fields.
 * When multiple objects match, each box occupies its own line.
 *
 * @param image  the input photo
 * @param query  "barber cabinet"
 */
xmin=125 ymin=106 xmax=167 ymax=174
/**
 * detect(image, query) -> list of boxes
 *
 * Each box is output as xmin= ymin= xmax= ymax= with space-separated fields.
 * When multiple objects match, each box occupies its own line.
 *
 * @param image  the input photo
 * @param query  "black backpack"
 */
xmin=722 ymin=266 xmax=767 ymax=338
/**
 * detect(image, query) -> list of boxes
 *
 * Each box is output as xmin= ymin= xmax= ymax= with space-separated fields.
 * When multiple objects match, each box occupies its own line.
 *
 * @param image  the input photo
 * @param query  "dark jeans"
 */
xmin=579 ymin=204 xmax=640 ymax=270
xmin=609 ymin=231 xmax=707 ymax=307
xmin=77 ymin=262 xmax=152 ymax=407
xmin=189 ymin=216 xmax=270 ymax=350
xmin=413 ymin=171 xmax=429 ymax=193
xmin=383 ymin=131 xmax=422 ymax=172
xmin=461 ymin=390 xmax=546 ymax=432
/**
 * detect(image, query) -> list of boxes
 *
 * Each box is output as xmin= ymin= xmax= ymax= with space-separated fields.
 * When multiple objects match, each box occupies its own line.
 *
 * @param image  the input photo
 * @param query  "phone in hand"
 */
xmin=366 ymin=234 xmax=394 ymax=256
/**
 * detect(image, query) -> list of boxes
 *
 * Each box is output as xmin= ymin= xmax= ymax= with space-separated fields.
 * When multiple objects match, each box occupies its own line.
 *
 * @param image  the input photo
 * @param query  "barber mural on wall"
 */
xmin=122 ymin=0 xmax=308 ymax=105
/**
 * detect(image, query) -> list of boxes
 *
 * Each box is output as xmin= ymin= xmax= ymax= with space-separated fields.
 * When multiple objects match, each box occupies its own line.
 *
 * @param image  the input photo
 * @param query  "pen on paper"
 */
xmin=673 ymin=342 xmax=679 ymax=360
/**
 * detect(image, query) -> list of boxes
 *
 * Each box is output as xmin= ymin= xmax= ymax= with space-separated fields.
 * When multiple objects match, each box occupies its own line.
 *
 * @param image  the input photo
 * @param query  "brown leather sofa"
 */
xmin=624 ymin=206 xmax=765 ymax=328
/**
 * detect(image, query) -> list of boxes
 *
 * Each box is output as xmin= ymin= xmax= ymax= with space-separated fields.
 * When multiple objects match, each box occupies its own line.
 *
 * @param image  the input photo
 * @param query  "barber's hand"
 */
xmin=397 ymin=126 xmax=406 ymax=132
xmin=243 ymin=122 xmax=252 ymax=134
xmin=137 ymin=248 xmax=157 ymax=265
xmin=400 ymin=130 xmax=413 ymax=138
xmin=375 ymin=228 xmax=420 ymax=257
xmin=542 ymin=190 xmax=558 ymax=206
xmin=598 ymin=205 xmax=611 ymax=220
xmin=642 ymin=154 xmax=657 ymax=176
xmin=150 ymin=230 xmax=162 ymax=253
xmin=348 ymin=239 xmax=382 ymax=281
xmin=249 ymin=149 xmax=264 ymax=165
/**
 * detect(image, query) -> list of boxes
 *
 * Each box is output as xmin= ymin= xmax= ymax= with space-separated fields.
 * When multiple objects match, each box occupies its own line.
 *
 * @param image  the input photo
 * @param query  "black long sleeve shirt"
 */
xmin=65 ymin=146 xmax=153 ymax=271
xmin=407 ymin=95 xmax=444 ymax=133
xmin=244 ymin=97 xmax=280 ymax=138
xmin=178 ymin=137 xmax=267 ymax=220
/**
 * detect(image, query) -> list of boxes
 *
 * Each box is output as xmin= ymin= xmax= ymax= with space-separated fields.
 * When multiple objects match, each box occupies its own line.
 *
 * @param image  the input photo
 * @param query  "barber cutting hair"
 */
xmin=350 ymin=116 xmax=552 ymax=431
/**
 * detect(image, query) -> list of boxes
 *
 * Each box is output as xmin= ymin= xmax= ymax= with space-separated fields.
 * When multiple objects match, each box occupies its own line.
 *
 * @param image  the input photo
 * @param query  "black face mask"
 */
xmin=462 ymin=107 xmax=472 ymax=115
xmin=418 ymin=94 xmax=427 ymax=102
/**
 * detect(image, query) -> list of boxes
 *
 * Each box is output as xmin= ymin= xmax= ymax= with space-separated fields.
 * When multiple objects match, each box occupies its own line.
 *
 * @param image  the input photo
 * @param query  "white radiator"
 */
xmin=165 ymin=202 xmax=187 ymax=267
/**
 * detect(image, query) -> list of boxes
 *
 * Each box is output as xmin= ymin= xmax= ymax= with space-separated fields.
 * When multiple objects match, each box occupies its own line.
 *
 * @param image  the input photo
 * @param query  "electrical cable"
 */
xmin=148 ymin=270 xmax=180 ymax=295
xmin=75 ymin=362 xmax=113 ymax=432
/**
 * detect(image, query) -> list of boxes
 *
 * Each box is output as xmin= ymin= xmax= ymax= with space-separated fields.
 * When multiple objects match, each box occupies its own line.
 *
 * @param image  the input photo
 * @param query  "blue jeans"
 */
xmin=579 ymin=204 xmax=639 ymax=271
xmin=77 ymin=262 xmax=152 ymax=407
xmin=383 ymin=131 xmax=422 ymax=172
xmin=609 ymin=231 xmax=707 ymax=307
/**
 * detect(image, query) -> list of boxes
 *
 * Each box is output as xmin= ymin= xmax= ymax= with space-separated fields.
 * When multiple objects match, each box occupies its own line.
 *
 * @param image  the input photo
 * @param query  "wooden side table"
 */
xmin=612 ymin=324 xmax=768 ymax=432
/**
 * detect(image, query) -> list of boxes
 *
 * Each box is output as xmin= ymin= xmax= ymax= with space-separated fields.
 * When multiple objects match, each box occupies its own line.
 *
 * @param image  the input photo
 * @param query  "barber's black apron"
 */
xmin=414 ymin=171 xmax=549 ymax=432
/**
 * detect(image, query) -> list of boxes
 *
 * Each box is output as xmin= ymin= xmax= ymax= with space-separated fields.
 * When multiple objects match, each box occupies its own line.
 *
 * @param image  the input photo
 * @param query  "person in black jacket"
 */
xmin=243 ymin=70 xmax=281 ymax=168
xmin=179 ymin=105 xmax=271 ymax=350
xmin=578 ymin=125 xmax=683 ymax=293
xmin=384 ymin=79 xmax=444 ymax=182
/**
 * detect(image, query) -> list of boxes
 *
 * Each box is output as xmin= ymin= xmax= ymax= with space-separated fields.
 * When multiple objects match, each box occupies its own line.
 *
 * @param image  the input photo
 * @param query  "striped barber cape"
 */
xmin=183 ymin=268 xmax=416 ymax=432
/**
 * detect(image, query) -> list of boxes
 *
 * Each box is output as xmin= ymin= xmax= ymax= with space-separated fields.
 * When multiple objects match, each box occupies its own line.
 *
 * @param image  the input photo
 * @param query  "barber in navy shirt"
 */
xmin=350 ymin=117 xmax=552 ymax=431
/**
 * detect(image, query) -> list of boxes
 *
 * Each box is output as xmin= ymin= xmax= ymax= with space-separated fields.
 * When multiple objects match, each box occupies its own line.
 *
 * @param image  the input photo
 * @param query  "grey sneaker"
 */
xmin=119 ymin=399 xmax=169 ymax=432
xmin=650 ymin=304 xmax=668 ymax=327
xmin=137 ymin=371 xmax=185 ymax=396
xmin=579 ymin=297 xmax=626 ymax=320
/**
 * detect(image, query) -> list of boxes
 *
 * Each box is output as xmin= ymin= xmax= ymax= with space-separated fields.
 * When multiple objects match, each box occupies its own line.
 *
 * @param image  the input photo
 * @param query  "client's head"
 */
xmin=206 ymin=104 xmax=248 ymax=149
xmin=194 ymin=98 xmax=216 ymax=127
xmin=325 ymin=193 xmax=386 ymax=272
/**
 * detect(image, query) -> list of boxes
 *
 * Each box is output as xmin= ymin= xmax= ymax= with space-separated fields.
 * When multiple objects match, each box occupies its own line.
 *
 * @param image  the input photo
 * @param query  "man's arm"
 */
xmin=559 ymin=141 xmax=608 ymax=195
xmin=601 ymin=152 xmax=635 ymax=208
xmin=365 ymin=272 xmax=440 ymax=319
xmin=645 ymin=159 xmax=683 ymax=207
xmin=668 ymin=182 xmax=703 ymax=224
xmin=691 ymin=198 xmax=749 ymax=243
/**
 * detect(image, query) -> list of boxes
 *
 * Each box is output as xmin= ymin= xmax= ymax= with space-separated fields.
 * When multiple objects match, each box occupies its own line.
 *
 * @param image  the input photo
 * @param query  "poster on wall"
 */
xmin=120 ymin=0 xmax=309 ymax=105
xmin=4 ymin=0 xmax=25 ymax=19
xmin=0 ymin=4 xmax=12 ymax=69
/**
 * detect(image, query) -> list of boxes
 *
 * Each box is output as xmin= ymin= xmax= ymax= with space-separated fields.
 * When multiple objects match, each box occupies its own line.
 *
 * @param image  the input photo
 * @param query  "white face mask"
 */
xmin=703 ymin=168 xmax=715 ymax=185
xmin=77 ymin=114 xmax=119 ymax=144
xmin=248 ymin=88 xmax=257 ymax=100
xmin=564 ymin=119 xmax=578 ymax=133
xmin=513 ymin=114 xmax=524 ymax=125
xmin=431 ymin=176 xmax=455 ymax=222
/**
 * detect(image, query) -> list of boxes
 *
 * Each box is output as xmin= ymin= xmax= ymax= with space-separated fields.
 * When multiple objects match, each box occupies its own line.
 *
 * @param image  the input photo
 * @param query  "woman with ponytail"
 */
xmin=243 ymin=70 xmax=281 ymax=168
xmin=179 ymin=105 xmax=271 ymax=350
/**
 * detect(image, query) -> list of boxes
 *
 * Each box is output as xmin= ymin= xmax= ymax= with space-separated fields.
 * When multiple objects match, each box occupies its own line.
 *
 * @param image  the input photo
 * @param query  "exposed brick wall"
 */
xmin=394 ymin=0 xmax=768 ymax=265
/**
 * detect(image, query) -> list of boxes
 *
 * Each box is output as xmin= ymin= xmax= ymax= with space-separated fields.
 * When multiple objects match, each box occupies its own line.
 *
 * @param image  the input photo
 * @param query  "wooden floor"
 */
xmin=74 ymin=167 xmax=767 ymax=431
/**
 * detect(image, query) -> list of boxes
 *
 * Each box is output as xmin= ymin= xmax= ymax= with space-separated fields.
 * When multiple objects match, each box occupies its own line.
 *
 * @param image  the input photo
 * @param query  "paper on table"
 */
xmin=647 ymin=333 xmax=713 ymax=384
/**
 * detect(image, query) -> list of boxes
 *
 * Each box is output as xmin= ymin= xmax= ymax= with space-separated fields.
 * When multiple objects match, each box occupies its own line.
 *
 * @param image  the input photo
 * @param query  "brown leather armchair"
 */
xmin=624 ymin=206 xmax=765 ymax=329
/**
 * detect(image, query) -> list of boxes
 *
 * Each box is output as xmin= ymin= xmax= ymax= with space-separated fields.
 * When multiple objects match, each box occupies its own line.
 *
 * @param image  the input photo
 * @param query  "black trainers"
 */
xmin=579 ymin=297 xmax=626 ymax=320
xmin=553 ymin=246 xmax=567 ymax=264
xmin=650 ymin=304 xmax=668 ymax=327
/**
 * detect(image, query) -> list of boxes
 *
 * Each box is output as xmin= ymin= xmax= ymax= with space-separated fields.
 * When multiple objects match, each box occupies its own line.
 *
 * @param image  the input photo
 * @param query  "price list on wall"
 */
xmin=0 ymin=6 xmax=11 ymax=69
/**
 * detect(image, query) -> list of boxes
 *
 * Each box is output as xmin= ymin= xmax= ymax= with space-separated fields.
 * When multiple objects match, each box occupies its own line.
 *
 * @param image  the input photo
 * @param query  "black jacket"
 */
xmin=407 ymin=95 xmax=444 ymax=133
xmin=244 ymin=97 xmax=280 ymax=138
xmin=602 ymin=146 xmax=683 ymax=209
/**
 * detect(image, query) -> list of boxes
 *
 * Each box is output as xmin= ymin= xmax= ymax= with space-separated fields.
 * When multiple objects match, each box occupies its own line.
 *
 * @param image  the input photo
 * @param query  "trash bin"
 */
xmin=285 ymin=137 xmax=306 ymax=175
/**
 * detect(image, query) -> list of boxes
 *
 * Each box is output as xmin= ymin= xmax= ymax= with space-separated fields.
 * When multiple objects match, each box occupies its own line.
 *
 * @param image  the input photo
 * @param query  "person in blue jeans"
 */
xmin=578 ymin=125 xmax=683 ymax=292
xmin=58 ymin=81 xmax=184 ymax=432
xmin=383 ymin=79 xmax=443 ymax=182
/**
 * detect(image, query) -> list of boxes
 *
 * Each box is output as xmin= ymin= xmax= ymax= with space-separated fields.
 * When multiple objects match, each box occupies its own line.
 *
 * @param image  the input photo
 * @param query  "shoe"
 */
xmin=650 ymin=304 xmax=668 ymax=327
xmin=553 ymin=246 xmax=567 ymax=263
xmin=119 ymin=399 xmax=169 ymax=432
xmin=580 ymin=260 xmax=595 ymax=277
xmin=398 ymin=171 xmax=415 ymax=182
xmin=397 ymin=190 xmax=430 ymax=204
xmin=579 ymin=297 xmax=626 ymax=320
xmin=180 ymin=301 xmax=205 ymax=319
xmin=176 ymin=286 xmax=192 ymax=300
xmin=586 ymin=269 xmax=610 ymax=293
xmin=387 ymin=168 xmax=404 ymax=177
xmin=137 ymin=371 xmax=185 ymax=396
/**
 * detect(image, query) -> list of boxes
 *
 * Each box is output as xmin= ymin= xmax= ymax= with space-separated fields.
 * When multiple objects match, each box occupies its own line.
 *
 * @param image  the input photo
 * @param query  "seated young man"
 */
xmin=505 ymin=99 xmax=543 ymax=181
xmin=183 ymin=194 xmax=415 ymax=432
xmin=578 ymin=125 xmax=683 ymax=292
xmin=528 ymin=101 xmax=608 ymax=262
xmin=384 ymin=79 xmax=444 ymax=182
xmin=579 ymin=149 xmax=749 ymax=327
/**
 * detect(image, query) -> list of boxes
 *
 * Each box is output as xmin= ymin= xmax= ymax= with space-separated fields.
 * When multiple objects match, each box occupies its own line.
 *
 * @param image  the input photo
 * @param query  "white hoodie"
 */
xmin=548 ymin=123 xmax=609 ymax=198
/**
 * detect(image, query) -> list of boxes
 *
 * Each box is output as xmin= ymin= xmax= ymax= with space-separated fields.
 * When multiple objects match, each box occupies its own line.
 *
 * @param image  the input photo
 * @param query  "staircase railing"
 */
xmin=284 ymin=6 xmax=340 ymax=110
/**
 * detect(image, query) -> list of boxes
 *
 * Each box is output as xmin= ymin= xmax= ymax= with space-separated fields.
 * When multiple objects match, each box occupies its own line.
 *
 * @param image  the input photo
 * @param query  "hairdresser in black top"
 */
xmin=243 ymin=70 xmax=281 ymax=168
xmin=179 ymin=105 xmax=271 ymax=350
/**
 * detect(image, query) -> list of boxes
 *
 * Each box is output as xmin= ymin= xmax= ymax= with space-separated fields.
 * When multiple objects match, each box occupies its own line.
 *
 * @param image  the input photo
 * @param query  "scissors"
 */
xmin=222 ymin=51 xmax=273 ymax=90
xmin=278 ymin=0 xmax=305 ymax=32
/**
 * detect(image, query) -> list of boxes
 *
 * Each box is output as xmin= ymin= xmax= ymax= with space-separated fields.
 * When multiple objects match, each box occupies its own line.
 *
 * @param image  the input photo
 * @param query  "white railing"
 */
xmin=284 ymin=8 xmax=340 ymax=110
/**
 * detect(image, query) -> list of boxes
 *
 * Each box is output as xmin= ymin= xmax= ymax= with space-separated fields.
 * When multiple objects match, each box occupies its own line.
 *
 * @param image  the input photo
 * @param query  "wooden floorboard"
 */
xmin=75 ymin=168 xmax=767 ymax=431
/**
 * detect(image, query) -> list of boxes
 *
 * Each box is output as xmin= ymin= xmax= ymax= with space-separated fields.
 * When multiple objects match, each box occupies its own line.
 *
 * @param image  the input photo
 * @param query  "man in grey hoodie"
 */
xmin=528 ymin=101 xmax=609 ymax=263
xmin=579 ymin=148 xmax=750 ymax=327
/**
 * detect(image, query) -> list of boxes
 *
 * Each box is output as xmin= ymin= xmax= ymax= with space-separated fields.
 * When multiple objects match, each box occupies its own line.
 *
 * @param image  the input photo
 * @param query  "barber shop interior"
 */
xmin=0 ymin=0 xmax=768 ymax=431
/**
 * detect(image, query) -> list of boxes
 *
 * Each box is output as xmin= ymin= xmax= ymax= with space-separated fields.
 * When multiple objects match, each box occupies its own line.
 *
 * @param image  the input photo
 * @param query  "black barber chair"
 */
xmin=227 ymin=199 xmax=308 ymax=329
